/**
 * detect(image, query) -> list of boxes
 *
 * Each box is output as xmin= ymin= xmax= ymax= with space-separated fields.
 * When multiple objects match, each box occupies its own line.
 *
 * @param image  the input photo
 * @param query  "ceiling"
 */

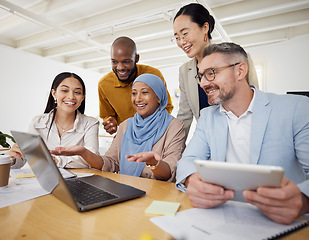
xmin=1 ymin=0 xmax=309 ymax=74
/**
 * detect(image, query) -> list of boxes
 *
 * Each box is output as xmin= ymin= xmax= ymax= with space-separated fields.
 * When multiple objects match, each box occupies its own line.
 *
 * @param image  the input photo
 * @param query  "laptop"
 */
xmin=11 ymin=130 xmax=146 ymax=212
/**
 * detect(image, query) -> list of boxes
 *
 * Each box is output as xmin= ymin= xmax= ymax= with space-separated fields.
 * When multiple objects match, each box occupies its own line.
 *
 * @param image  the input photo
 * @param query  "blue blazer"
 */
xmin=176 ymin=87 xmax=309 ymax=197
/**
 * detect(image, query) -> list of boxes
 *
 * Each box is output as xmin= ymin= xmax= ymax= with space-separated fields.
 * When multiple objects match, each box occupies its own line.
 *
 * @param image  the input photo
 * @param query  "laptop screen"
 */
xmin=12 ymin=131 xmax=59 ymax=193
xmin=11 ymin=130 xmax=80 ymax=210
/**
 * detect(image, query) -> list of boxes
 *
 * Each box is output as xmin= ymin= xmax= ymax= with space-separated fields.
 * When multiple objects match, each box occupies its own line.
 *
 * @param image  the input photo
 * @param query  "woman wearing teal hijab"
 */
xmin=52 ymin=74 xmax=185 ymax=182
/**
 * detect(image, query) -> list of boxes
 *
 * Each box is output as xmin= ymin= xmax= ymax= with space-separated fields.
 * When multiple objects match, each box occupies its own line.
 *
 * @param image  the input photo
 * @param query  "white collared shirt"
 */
xmin=12 ymin=110 xmax=99 ymax=169
xmin=220 ymin=88 xmax=256 ymax=164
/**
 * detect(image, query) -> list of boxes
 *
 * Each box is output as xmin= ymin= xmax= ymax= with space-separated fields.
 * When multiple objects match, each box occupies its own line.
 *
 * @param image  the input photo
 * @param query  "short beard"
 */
xmin=208 ymin=86 xmax=236 ymax=106
xmin=114 ymin=65 xmax=137 ymax=83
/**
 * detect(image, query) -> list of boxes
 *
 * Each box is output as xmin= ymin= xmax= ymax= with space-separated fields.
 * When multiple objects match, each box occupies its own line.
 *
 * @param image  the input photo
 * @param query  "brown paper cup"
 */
xmin=0 ymin=155 xmax=12 ymax=187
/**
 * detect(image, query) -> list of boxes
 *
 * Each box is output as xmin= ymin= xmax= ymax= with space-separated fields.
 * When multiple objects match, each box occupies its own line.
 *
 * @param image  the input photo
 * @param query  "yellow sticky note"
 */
xmin=139 ymin=233 xmax=153 ymax=240
xmin=145 ymin=200 xmax=180 ymax=216
xmin=15 ymin=173 xmax=35 ymax=179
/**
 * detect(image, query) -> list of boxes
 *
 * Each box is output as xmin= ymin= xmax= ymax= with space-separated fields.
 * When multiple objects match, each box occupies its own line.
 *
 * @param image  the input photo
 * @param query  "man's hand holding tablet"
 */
xmin=187 ymin=160 xmax=307 ymax=224
xmin=194 ymin=160 xmax=284 ymax=191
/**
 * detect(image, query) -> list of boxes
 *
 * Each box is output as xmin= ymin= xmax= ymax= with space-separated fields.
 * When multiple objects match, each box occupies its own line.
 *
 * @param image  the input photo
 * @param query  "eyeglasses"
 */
xmin=171 ymin=31 xmax=190 ymax=43
xmin=195 ymin=63 xmax=240 ymax=84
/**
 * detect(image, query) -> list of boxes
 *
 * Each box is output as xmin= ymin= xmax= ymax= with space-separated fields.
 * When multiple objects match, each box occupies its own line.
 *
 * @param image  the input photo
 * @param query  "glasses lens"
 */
xmin=205 ymin=69 xmax=215 ymax=81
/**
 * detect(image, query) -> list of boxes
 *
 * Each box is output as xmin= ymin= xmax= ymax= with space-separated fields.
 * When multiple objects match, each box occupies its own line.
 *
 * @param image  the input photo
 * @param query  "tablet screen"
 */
xmin=194 ymin=160 xmax=284 ymax=191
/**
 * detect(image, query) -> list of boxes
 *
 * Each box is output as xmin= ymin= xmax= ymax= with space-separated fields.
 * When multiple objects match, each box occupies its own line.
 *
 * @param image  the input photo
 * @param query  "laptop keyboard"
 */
xmin=65 ymin=178 xmax=118 ymax=205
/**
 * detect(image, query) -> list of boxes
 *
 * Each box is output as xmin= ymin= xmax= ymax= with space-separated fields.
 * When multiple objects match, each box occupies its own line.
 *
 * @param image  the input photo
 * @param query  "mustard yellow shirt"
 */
xmin=98 ymin=64 xmax=174 ymax=124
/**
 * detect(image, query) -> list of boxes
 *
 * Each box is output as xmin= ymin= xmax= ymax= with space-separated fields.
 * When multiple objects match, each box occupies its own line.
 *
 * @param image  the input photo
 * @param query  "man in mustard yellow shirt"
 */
xmin=98 ymin=36 xmax=174 ymax=134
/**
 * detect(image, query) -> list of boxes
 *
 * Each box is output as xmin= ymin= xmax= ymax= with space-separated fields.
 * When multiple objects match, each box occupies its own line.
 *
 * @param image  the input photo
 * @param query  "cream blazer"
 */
xmin=177 ymin=55 xmax=259 ymax=139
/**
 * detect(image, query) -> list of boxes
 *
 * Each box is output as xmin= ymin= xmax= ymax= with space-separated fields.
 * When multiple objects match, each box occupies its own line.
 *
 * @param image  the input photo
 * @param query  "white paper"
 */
xmin=0 ymin=164 xmax=49 ymax=208
xmin=151 ymin=201 xmax=307 ymax=240
xmin=0 ymin=163 xmax=96 ymax=209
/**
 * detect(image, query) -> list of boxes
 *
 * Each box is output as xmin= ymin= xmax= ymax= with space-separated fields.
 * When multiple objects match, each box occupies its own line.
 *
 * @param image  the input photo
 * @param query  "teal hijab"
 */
xmin=120 ymin=74 xmax=173 ymax=176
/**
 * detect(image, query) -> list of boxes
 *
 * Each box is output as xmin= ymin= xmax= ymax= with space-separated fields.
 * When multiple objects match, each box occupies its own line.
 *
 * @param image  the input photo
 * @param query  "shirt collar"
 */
xmin=113 ymin=76 xmax=130 ymax=87
xmin=34 ymin=110 xmax=54 ymax=129
xmin=68 ymin=111 xmax=84 ymax=133
xmin=35 ymin=110 xmax=84 ymax=133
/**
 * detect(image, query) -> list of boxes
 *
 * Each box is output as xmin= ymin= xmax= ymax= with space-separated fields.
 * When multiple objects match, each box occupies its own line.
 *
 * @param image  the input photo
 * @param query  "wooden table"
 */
xmin=1 ymin=169 xmax=308 ymax=239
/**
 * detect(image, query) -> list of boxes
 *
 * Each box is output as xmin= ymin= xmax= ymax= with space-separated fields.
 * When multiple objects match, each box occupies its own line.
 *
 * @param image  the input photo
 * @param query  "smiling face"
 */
xmin=51 ymin=77 xmax=85 ymax=114
xmin=173 ymin=14 xmax=209 ymax=61
xmin=111 ymin=44 xmax=139 ymax=83
xmin=199 ymin=53 xmax=238 ymax=106
xmin=131 ymin=82 xmax=160 ymax=119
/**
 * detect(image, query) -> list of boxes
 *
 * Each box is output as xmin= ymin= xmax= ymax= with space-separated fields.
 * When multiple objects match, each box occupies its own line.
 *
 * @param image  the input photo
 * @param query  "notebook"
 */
xmin=11 ymin=130 xmax=146 ymax=212
xmin=151 ymin=201 xmax=308 ymax=240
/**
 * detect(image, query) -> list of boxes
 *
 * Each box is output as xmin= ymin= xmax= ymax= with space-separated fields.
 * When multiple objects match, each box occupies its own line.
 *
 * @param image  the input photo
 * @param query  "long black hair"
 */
xmin=173 ymin=3 xmax=215 ymax=40
xmin=45 ymin=72 xmax=86 ymax=137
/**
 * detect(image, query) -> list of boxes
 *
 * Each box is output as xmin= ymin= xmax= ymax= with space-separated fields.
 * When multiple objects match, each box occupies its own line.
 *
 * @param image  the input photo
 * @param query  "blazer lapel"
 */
xmin=250 ymin=88 xmax=271 ymax=164
xmin=214 ymin=109 xmax=228 ymax=162
xmin=187 ymin=58 xmax=199 ymax=119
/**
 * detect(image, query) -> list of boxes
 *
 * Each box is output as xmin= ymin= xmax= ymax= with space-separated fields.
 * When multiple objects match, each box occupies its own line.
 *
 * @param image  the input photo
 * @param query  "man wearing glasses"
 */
xmin=176 ymin=42 xmax=309 ymax=224
xmin=98 ymin=36 xmax=173 ymax=134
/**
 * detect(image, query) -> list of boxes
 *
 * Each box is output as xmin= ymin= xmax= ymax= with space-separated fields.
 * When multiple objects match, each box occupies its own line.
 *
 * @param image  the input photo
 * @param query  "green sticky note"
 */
xmin=145 ymin=200 xmax=180 ymax=216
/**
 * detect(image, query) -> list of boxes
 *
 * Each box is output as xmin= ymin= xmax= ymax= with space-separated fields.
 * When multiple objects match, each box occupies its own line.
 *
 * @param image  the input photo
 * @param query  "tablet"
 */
xmin=194 ymin=160 xmax=284 ymax=191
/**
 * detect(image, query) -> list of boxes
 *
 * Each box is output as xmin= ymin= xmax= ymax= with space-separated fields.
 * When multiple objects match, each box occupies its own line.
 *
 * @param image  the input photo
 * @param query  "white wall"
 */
xmin=0 ymin=45 xmax=101 ymax=137
xmin=248 ymin=34 xmax=309 ymax=94
xmin=1 ymin=34 xmax=308 ymax=140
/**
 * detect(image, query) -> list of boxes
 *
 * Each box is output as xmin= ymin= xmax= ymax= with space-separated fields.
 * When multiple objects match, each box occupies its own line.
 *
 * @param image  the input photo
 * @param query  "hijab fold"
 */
xmin=120 ymin=74 xmax=173 ymax=176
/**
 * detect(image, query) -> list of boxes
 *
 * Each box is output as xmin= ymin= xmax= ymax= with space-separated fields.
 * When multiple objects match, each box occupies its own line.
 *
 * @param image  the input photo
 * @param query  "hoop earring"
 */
xmin=204 ymin=35 xmax=208 ymax=42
